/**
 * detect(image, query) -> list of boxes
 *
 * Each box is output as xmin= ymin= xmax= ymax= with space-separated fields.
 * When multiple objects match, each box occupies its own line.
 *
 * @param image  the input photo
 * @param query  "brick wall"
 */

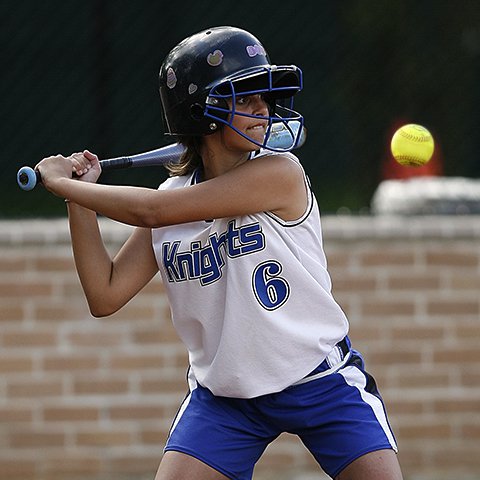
xmin=0 ymin=216 xmax=479 ymax=480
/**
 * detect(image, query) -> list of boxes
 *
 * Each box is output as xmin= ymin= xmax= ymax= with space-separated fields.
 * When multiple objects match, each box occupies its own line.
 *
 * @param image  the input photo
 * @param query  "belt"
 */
xmin=291 ymin=337 xmax=352 ymax=387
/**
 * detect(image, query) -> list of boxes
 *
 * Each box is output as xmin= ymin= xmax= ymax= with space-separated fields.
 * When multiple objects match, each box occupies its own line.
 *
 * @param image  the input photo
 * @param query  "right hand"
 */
xmin=71 ymin=150 xmax=102 ymax=183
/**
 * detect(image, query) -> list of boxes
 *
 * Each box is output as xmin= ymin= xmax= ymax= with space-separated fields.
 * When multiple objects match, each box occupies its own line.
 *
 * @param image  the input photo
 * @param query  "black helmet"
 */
xmin=159 ymin=26 xmax=303 ymax=151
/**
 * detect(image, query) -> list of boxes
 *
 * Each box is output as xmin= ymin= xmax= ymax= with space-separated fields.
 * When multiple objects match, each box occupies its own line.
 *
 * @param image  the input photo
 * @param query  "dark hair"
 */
xmin=165 ymin=136 xmax=203 ymax=177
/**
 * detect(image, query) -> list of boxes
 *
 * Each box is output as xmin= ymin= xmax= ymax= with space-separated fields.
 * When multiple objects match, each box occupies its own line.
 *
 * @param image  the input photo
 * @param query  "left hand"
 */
xmin=35 ymin=153 xmax=76 ymax=194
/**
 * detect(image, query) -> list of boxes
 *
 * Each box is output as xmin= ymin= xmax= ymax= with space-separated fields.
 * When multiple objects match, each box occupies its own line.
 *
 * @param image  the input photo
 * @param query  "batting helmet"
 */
xmin=159 ymin=26 xmax=303 ymax=151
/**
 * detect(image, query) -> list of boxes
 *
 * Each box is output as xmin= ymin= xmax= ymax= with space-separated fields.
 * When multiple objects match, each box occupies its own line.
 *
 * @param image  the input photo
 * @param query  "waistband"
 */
xmin=291 ymin=337 xmax=351 ymax=387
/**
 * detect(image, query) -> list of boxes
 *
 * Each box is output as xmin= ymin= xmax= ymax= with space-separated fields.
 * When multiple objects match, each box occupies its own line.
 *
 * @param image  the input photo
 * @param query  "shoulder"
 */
xmin=250 ymin=151 xmax=311 ymax=221
xmin=253 ymin=150 xmax=304 ymax=172
xmin=253 ymin=149 xmax=302 ymax=164
xmin=249 ymin=151 xmax=305 ymax=185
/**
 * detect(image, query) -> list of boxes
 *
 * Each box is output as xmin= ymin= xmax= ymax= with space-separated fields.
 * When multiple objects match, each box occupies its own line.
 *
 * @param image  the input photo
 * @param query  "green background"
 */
xmin=2 ymin=0 xmax=479 ymax=217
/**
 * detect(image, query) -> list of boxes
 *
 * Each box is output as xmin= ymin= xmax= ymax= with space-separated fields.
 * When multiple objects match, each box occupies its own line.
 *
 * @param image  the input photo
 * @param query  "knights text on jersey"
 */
xmin=151 ymin=153 xmax=349 ymax=398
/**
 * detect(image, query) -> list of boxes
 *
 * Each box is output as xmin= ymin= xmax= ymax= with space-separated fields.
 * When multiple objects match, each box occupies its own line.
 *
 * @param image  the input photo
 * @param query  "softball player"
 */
xmin=36 ymin=26 xmax=402 ymax=480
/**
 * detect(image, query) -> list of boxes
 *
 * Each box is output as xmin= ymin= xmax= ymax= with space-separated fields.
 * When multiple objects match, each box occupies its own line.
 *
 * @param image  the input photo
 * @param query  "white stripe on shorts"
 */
xmin=338 ymin=365 xmax=398 ymax=451
xmin=167 ymin=392 xmax=192 ymax=442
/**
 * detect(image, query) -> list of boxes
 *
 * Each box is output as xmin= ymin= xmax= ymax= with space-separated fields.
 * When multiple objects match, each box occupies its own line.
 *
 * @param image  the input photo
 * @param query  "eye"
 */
xmin=235 ymin=96 xmax=249 ymax=106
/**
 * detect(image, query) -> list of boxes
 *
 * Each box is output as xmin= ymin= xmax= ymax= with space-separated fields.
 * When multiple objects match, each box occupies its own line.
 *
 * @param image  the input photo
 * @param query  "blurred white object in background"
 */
xmin=371 ymin=177 xmax=480 ymax=215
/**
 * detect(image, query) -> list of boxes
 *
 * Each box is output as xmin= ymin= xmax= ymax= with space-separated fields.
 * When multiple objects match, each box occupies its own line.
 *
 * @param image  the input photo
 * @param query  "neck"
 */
xmin=201 ymin=132 xmax=251 ymax=180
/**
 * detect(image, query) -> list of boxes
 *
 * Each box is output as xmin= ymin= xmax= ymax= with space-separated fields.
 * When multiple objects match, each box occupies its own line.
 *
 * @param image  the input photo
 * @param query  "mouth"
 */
xmin=247 ymin=123 xmax=267 ymax=134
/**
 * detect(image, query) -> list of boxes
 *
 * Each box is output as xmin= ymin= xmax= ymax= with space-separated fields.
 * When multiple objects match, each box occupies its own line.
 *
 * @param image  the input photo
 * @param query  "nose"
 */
xmin=252 ymin=95 xmax=269 ymax=116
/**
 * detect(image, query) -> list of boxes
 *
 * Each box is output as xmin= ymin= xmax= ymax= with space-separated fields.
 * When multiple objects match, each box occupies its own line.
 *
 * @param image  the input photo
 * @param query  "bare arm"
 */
xmin=54 ymin=152 xmax=159 ymax=317
xmin=38 ymin=153 xmax=308 ymax=228
xmin=67 ymin=203 xmax=159 ymax=317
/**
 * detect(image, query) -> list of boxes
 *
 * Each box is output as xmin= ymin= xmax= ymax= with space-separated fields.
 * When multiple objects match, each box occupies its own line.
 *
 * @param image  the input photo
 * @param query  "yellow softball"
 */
xmin=390 ymin=124 xmax=435 ymax=167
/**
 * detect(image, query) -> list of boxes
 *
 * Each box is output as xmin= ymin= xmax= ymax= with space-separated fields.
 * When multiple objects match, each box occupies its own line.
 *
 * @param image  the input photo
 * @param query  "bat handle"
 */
xmin=17 ymin=163 xmax=89 ymax=191
xmin=17 ymin=166 xmax=41 ymax=191
xmin=17 ymin=153 xmax=139 ymax=191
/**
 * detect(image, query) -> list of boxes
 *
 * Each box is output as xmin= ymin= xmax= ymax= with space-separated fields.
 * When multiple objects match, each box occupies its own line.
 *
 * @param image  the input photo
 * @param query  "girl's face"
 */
xmin=222 ymin=94 xmax=270 ymax=151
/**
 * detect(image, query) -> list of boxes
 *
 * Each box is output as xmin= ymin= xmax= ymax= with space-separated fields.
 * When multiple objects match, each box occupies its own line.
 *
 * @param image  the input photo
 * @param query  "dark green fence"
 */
xmin=2 ymin=0 xmax=479 ymax=216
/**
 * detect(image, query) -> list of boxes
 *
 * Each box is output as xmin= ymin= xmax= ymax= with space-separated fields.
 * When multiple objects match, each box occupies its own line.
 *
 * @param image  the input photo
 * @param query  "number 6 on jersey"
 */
xmin=252 ymin=261 xmax=290 ymax=310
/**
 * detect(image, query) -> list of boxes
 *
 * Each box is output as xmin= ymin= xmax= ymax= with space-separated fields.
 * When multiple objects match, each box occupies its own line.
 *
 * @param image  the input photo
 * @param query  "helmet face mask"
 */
xmin=205 ymin=65 xmax=304 ymax=151
xmin=159 ymin=26 xmax=304 ymax=152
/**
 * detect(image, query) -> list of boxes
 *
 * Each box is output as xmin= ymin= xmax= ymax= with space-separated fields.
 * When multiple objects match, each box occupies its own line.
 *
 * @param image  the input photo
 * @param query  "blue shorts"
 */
xmin=164 ymin=339 xmax=398 ymax=479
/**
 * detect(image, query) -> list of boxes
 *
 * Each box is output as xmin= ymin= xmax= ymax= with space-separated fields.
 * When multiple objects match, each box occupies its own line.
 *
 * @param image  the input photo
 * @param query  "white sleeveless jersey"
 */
xmin=151 ymin=152 xmax=349 ymax=398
